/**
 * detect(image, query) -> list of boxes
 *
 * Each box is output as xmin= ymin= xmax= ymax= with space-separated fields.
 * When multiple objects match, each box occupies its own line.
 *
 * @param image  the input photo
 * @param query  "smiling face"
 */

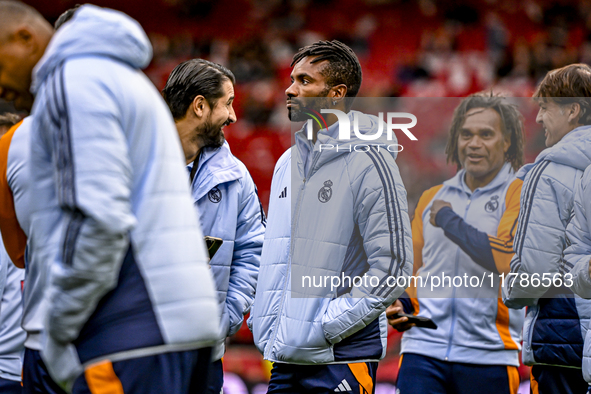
xmin=535 ymin=99 xmax=576 ymax=147
xmin=285 ymin=56 xmax=332 ymax=121
xmin=458 ymin=107 xmax=510 ymax=190
xmin=197 ymin=79 xmax=236 ymax=149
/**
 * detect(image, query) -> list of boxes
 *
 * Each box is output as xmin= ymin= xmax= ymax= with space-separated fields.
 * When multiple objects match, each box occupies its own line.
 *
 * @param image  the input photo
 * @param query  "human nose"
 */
xmin=536 ymin=108 xmax=543 ymax=124
xmin=466 ymin=135 xmax=482 ymax=149
xmin=228 ymin=105 xmax=237 ymax=123
xmin=286 ymin=82 xmax=297 ymax=98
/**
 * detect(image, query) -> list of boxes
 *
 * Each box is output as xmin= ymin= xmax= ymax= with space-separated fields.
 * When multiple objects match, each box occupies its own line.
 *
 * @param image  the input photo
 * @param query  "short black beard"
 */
xmin=287 ymin=87 xmax=332 ymax=122
xmin=196 ymin=118 xmax=225 ymax=149
xmin=288 ymin=103 xmax=307 ymax=122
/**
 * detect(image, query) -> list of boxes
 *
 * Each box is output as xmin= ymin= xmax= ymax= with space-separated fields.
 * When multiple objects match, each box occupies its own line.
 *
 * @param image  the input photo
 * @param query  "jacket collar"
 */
xmin=188 ymin=141 xmax=243 ymax=200
xmin=443 ymin=162 xmax=514 ymax=196
xmin=293 ymin=110 xmax=394 ymax=178
xmin=516 ymin=125 xmax=591 ymax=180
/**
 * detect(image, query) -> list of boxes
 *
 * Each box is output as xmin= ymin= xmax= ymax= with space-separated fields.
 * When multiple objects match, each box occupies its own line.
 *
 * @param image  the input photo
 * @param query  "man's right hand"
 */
xmin=386 ymin=299 xmax=416 ymax=332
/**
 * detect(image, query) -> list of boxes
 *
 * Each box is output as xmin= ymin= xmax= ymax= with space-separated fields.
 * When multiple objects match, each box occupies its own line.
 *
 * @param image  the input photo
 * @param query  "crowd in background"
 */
xmin=142 ymin=0 xmax=591 ymax=210
xmin=2 ymin=0 xmax=590 ymax=392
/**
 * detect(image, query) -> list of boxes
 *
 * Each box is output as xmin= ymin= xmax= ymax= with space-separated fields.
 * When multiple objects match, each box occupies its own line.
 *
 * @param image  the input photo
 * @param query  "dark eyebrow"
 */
xmin=292 ymin=73 xmax=314 ymax=81
xmin=460 ymin=126 xmax=496 ymax=133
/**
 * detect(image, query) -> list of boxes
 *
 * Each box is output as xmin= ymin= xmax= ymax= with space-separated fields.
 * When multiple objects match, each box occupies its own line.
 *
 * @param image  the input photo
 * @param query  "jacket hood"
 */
xmin=189 ymin=142 xmax=243 ymax=201
xmin=517 ymin=125 xmax=591 ymax=179
xmin=32 ymin=5 xmax=152 ymax=94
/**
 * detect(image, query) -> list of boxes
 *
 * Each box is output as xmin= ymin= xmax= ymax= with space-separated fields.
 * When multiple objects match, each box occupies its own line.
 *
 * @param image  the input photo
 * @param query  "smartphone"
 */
xmin=204 ymin=236 xmax=223 ymax=259
xmin=390 ymin=313 xmax=438 ymax=330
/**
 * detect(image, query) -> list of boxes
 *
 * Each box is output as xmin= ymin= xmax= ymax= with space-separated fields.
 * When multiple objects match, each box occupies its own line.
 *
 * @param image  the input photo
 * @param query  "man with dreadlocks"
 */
xmin=389 ymin=93 xmax=526 ymax=394
xmin=249 ymin=40 xmax=412 ymax=393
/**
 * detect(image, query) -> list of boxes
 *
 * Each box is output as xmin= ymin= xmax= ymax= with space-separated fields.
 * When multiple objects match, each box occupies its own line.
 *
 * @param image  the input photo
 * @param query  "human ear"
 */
xmin=331 ymin=84 xmax=347 ymax=99
xmin=330 ymin=84 xmax=348 ymax=106
xmin=503 ymin=134 xmax=511 ymax=154
xmin=191 ymin=95 xmax=206 ymax=119
xmin=14 ymin=27 xmax=33 ymax=43
xmin=568 ymin=102 xmax=582 ymax=124
xmin=12 ymin=27 xmax=36 ymax=51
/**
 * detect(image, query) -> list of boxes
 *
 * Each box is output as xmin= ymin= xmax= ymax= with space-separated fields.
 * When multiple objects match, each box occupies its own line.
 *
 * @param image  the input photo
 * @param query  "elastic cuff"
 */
xmin=398 ymin=293 xmax=415 ymax=314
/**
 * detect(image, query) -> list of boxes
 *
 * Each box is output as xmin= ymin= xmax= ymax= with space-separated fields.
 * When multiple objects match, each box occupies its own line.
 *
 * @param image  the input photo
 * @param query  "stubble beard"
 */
xmin=196 ymin=117 xmax=226 ymax=149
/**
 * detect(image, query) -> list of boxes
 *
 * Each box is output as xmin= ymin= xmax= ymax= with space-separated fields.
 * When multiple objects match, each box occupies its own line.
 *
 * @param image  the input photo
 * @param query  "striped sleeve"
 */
xmin=358 ymin=147 xmax=409 ymax=298
xmin=405 ymin=184 xmax=443 ymax=313
xmin=322 ymin=146 xmax=413 ymax=344
xmin=511 ymin=161 xmax=551 ymax=270
xmin=436 ymin=207 xmax=497 ymax=272
xmin=504 ymin=160 xmax=565 ymax=308
xmin=488 ymin=179 xmax=522 ymax=274
xmin=431 ymin=179 xmax=520 ymax=275
xmin=0 ymin=122 xmax=26 ymax=268
xmin=44 ymin=64 xmax=133 ymax=346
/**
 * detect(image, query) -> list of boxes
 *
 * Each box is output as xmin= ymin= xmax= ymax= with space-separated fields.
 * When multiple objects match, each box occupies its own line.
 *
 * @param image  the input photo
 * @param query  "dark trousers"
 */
xmin=72 ymin=347 xmax=212 ymax=394
xmin=530 ymin=364 xmax=588 ymax=394
xmin=0 ymin=377 xmax=23 ymax=394
xmin=267 ymin=361 xmax=377 ymax=394
xmin=205 ymin=359 xmax=223 ymax=394
xmin=23 ymin=348 xmax=67 ymax=394
xmin=397 ymin=353 xmax=520 ymax=394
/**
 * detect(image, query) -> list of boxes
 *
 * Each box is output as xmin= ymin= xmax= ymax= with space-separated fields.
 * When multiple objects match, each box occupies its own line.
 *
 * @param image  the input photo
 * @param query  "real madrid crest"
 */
xmin=484 ymin=195 xmax=499 ymax=213
xmin=318 ymin=180 xmax=333 ymax=203
xmin=208 ymin=187 xmax=222 ymax=203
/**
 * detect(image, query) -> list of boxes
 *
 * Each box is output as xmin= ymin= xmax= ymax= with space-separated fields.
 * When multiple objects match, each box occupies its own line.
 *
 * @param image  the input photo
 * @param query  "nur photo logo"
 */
xmin=301 ymin=107 xmax=418 ymax=152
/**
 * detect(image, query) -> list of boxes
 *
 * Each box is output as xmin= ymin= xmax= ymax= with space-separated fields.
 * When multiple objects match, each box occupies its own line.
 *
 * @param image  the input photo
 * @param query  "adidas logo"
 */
xmin=334 ymin=378 xmax=352 ymax=392
xmin=279 ymin=186 xmax=287 ymax=198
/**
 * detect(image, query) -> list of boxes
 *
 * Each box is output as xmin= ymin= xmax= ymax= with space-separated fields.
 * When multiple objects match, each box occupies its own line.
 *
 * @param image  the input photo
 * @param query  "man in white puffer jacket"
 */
xmin=250 ymin=40 xmax=412 ymax=393
xmin=0 ymin=3 xmax=220 ymax=393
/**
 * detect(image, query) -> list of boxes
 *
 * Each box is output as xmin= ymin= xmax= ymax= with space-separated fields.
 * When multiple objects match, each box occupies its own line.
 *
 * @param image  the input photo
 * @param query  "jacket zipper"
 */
xmin=444 ymin=194 xmax=472 ymax=361
xmin=265 ymin=150 xmax=321 ymax=360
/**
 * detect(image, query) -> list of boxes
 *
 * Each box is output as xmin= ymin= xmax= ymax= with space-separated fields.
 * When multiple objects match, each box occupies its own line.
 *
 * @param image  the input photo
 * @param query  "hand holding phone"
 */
xmin=386 ymin=299 xmax=438 ymax=331
xmin=389 ymin=313 xmax=438 ymax=330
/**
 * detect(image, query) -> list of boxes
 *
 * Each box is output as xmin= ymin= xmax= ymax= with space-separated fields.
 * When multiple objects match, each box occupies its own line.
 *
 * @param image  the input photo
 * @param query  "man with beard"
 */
xmin=162 ymin=59 xmax=265 ymax=394
xmin=249 ymin=40 xmax=412 ymax=393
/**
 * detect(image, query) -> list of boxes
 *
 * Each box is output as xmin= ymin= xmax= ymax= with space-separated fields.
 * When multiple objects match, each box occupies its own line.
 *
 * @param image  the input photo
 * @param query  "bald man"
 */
xmin=0 ymin=3 xmax=52 ymax=111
